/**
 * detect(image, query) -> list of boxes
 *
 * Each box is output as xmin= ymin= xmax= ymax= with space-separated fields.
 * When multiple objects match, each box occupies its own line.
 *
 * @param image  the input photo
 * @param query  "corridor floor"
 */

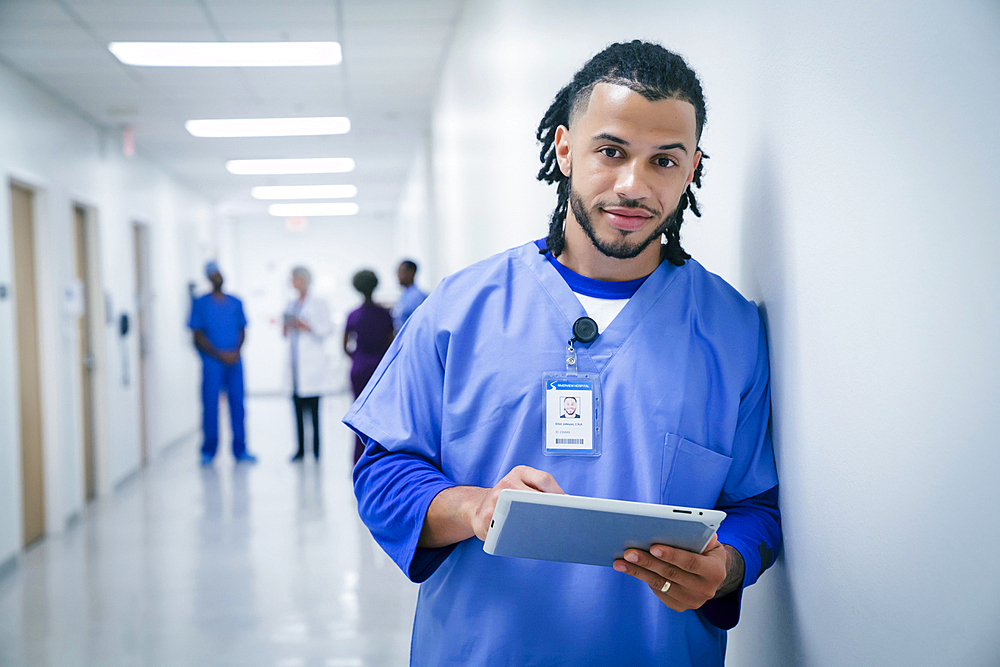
xmin=0 ymin=395 xmax=419 ymax=667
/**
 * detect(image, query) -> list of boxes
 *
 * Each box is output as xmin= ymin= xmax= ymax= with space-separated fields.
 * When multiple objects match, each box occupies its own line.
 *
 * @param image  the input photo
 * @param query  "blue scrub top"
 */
xmin=345 ymin=241 xmax=779 ymax=666
xmin=392 ymin=284 xmax=427 ymax=331
xmin=188 ymin=293 xmax=247 ymax=353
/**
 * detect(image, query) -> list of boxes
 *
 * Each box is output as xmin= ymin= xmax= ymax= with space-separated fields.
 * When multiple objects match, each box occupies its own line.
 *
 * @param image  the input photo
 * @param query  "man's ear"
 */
xmin=686 ymin=150 xmax=703 ymax=187
xmin=555 ymin=125 xmax=572 ymax=178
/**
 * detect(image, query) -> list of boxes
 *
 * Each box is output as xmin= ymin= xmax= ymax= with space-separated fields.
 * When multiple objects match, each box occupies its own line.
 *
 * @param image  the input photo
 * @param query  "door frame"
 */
xmin=72 ymin=202 xmax=109 ymax=500
xmin=132 ymin=221 xmax=152 ymax=466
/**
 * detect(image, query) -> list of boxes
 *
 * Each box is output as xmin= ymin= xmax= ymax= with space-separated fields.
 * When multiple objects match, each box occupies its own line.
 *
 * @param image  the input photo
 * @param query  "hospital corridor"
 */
xmin=2 ymin=1 xmax=999 ymax=666
xmin=0 ymin=395 xmax=418 ymax=666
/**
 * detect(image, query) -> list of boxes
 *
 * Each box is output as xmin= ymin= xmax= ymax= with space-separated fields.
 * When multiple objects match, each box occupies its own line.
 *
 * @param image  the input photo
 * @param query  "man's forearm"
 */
xmin=418 ymin=486 xmax=487 ymax=549
xmin=193 ymin=331 xmax=219 ymax=359
xmin=418 ymin=466 xmax=564 ymax=549
xmin=716 ymin=544 xmax=745 ymax=598
xmin=714 ymin=485 xmax=781 ymax=593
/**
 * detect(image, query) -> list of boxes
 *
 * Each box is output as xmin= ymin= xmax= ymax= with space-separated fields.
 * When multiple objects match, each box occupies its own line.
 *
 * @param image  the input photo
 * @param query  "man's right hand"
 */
xmin=470 ymin=466 xmax=564 ymax=541
xmin=419 ymin=466 xmax=564 ymax=548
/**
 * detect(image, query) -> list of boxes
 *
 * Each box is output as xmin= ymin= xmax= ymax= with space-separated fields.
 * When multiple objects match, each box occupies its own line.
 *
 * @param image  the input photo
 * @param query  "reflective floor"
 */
xmin=0 ymin=395 xmax=418 ymax=667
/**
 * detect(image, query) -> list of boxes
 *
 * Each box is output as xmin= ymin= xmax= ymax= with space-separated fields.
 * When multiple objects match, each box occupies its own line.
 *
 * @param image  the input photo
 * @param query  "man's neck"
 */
xmin=211 ymin=288 xmax=225 ymax=301
xmin=557 ymin=219 xmax=662 ymax=282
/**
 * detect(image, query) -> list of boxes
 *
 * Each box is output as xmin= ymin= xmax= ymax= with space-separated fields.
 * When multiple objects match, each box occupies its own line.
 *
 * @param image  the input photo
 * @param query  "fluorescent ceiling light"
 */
xmin=226 ymin=158 xmax=355 ymax=175
xmin=108 ymin=42 xmax=342 ymax=67
xmin=252 ymin=185 xmax=357 ymax=200
xmin=269 ymin=203 xmax=359 ymax=217
xmin=186 ymin=117 xmax=350 ymax=138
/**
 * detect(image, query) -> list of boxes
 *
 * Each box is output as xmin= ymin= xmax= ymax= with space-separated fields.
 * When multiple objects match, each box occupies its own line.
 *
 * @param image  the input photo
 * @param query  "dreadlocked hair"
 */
xmin=536 ymin=40 xmax=708 ymax=266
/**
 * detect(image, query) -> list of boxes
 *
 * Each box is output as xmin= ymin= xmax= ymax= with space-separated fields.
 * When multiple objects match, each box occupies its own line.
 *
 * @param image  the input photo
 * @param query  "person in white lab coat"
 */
xmin=283 ymin=266 xmax=333 ymax=461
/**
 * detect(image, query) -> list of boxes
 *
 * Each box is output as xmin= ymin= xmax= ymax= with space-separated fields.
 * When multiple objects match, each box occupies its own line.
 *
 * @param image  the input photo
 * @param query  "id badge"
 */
xmin=543 ymin=372 xmax=602 ymax=456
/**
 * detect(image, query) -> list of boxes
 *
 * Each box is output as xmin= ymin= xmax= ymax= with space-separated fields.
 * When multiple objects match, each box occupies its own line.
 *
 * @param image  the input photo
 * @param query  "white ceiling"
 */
xmin=0 ymin=0 xmax=464 ymax=221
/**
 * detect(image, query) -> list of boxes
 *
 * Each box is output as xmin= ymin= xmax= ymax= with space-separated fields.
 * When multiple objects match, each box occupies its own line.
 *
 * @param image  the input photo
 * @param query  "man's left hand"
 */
xmin=612 ymin=535 xmax=743 ymax=612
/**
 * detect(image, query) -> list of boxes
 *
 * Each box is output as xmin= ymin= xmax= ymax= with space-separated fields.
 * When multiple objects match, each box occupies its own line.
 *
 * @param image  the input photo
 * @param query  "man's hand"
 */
xmin=218 ymin=350 xmax=240 ymax=365
xmin=419 ymin=466 xmax=564 ymax=548
xmin=469 ymin=465 xmax=564 ymax=541
xmin=194 ymin=330 xmax=240 ymax=365
xmin=612 ymin=536 xmax=744 ymax=612
xmin=283 ymin=317 xmax=310 ymax=334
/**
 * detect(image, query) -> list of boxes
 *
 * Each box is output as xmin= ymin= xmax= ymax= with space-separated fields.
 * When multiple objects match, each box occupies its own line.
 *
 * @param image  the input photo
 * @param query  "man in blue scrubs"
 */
xmin=345 ymin=41 xmax=780 ymax=665
xmin=391 ymin=259 xmax=427 ymax=331
xmin=189 ymin=261 xmax=257 ymax=466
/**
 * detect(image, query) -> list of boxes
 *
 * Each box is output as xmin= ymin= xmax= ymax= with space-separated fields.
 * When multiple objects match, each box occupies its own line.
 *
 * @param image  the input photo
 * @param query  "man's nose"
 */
xmin=614 ymin=161 xmax=652 ymax=200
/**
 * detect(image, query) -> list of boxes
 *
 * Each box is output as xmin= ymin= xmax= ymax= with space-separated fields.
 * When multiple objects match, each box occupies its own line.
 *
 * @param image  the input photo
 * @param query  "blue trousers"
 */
xmin=200 ymin=357 xmax=246 ymax=457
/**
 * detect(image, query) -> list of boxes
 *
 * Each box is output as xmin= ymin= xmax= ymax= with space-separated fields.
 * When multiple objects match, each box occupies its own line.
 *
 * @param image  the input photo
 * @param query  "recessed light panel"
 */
xmin=226 ymin=158 xmax=355 ymax=175
xmin=252 ymin=185 xmax=358 ymax=200
xmin=108 ymin=42 xmax=342 ymax=67
xmin=269 ymin=203 xmax=359 ymax=217
xmin=186 ymin=117 xmax=350 ymax=138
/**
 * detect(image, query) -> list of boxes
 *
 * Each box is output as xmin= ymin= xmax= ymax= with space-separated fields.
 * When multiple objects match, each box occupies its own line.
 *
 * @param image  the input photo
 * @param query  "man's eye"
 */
xmin=601 ymin=147 xmax=620 ymax=158
xmin=656 ymin=157 xmax=676 ymax=168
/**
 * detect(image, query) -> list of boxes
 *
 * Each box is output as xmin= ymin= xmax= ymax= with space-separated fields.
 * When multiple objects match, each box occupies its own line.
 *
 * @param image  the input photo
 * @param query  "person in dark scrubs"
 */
xmin=343 ymin=269 xmax=394 ymax=464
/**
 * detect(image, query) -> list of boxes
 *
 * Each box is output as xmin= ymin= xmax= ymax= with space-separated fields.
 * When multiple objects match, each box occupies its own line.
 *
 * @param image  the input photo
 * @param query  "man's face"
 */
xmin=209 ymin=272 xmax=224 ymax=291
xmin=397 ymin=264 xmax=414 ymax=286
xmin=555 ymin=83 xmax=702 ymax=261
xmin=292 ymin=274 xmax=308 ymax=293
xmin=563 ymin=397 xmax=577 ymax=416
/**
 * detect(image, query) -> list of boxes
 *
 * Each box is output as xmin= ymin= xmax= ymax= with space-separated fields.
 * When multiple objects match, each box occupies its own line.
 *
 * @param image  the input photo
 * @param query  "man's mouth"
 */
xmin=601 ymin=206 xmax=654 ymax=232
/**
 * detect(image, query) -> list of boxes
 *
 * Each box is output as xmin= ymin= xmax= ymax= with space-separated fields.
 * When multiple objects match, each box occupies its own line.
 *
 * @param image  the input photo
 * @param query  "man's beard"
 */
xmin=568 ymin=181 xmax=679 ymax=260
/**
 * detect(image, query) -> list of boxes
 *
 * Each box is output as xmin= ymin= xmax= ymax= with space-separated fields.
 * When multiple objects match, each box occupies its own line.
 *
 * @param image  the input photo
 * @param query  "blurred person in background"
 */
xmin=344 ymin=269 xmax=394 ymax=465
xmin=283 ymin=266 xmax=333 ymax=461
xmin=189 ymin=261 xmax=257 ymax=466
xmin=391 ymin=259 xmax=427 ymax=332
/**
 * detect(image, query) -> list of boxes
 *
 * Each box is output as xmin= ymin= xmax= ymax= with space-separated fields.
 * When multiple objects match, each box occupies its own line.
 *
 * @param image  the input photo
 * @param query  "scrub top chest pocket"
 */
xmin=660 ymin=433 xmax=733 ymax=508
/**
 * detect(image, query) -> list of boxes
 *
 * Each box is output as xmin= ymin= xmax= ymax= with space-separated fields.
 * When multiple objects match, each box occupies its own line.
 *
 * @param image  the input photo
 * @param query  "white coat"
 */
xmin=284 ymin=293 xmax=334 ymax=397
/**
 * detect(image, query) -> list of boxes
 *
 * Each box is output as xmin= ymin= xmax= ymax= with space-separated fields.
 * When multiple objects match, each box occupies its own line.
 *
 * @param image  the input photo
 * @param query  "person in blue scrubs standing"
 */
xmin=189 ymin=261 xmax=257 ymax=466
xmin=390 ymin=259 xmax=426 ymax=332
xmin=346 ymin=41 xmax=780 ymax=666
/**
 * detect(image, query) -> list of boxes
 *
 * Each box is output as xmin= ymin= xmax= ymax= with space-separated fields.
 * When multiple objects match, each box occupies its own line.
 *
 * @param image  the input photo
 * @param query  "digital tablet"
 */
xmin=482 ymin=489 xmax=725 ymax=567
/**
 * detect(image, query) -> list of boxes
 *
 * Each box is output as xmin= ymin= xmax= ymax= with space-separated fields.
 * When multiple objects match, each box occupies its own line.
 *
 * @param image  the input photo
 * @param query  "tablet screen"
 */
xmin=484 ymin=490 xmax=724 ymax=567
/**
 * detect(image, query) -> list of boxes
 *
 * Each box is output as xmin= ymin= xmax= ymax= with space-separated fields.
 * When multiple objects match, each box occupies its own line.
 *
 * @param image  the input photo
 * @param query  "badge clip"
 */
xmin=566 ymin=316 xmax=598 ymax=373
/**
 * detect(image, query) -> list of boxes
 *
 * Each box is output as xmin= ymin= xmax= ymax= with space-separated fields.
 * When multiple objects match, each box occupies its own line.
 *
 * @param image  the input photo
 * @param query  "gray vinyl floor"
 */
xmin=0 ymin=394 xmax=419 ymax=667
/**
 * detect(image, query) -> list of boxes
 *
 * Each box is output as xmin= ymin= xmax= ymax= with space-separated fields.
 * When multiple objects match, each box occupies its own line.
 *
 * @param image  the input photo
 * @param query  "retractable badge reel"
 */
xmin=542 ymin=317 xmax=602 ymax=457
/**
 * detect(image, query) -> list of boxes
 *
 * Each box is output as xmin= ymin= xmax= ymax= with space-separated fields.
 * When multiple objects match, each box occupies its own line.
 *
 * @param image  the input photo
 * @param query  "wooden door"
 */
xmin=10 ymin=183 xmax=45 ymax=546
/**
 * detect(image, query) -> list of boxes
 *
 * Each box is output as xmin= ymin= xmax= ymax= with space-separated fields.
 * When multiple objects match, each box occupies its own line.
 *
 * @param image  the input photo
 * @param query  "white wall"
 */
xmin=0 ymin=61 xmax=214 ymax=566
xmin=424 ymin=0 xmax=1000 ymax=664
xmin=142 ymin=195 xmax=214 ymax=459
xmin=431 ymin=0 xmax=760 ymax=280
xmin=733 ymin=2 xmax=1000 ymax=665
xmin=395 ymin=134 xmax=439 ymax=287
